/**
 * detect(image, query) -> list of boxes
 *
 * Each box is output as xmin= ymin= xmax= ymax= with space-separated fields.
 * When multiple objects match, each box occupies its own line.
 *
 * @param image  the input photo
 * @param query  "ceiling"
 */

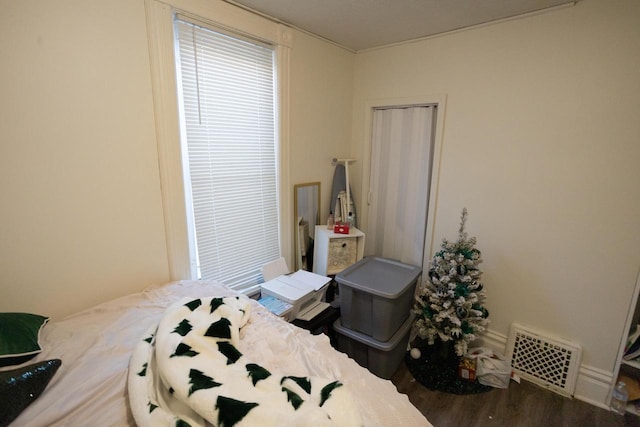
xmin=224 ymin=0 xmax=577 ymax=51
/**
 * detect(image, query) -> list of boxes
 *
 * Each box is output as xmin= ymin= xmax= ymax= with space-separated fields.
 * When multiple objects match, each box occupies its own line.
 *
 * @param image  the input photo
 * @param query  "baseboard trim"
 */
xmin=476 ymin=328 xmax=508 ymax=353
xmin=574 ymin=365 xmax=612 ymax=410
xmin=476 ymin=328 xmax=612 ymax=410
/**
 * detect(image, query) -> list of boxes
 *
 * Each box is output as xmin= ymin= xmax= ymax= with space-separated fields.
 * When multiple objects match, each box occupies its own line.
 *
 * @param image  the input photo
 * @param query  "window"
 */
xmin=174 ymin=16 xmax=280 ymax=292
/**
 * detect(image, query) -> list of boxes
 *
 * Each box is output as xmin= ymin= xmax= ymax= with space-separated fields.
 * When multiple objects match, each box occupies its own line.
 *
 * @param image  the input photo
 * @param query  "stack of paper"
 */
xmin=261 ymin=270 xmax=331 ymax=304
xmin=257 ymin=295 xmax=293 ymax=318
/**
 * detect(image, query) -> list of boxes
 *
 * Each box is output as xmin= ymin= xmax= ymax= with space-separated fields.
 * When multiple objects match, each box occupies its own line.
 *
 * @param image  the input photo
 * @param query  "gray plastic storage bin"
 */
xmin=333 ymin=314 xmax=413 ymax=379
xmin=336 ymin=256 xmax=421 ymax=341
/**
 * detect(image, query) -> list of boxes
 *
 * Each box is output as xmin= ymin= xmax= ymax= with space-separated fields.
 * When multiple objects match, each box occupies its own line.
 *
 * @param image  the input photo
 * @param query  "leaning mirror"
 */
xmin=294 ymin=182 xmax=320 ymax=271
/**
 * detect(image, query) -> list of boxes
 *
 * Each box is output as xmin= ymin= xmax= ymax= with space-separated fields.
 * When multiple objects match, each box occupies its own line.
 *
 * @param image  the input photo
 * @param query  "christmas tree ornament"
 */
xmin=410 ymin=348 xmax=422 ymax=359
xmin=412 ymin=208 xmax=490 ymax=357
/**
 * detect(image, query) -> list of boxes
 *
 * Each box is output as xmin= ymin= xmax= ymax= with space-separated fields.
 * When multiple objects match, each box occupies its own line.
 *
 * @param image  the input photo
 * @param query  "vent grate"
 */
xmin=506 ymin=323 xmax=582 ymax=397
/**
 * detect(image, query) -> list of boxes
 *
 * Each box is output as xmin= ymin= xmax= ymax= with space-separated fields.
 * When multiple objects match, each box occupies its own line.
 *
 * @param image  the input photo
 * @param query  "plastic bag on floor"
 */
xmin=467 ymin=347 xmax=512 ymax=389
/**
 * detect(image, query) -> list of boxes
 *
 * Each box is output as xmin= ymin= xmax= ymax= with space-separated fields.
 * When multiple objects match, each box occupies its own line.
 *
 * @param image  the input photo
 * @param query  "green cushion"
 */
xmin=0 ymin=313 xmax=49 ymax=368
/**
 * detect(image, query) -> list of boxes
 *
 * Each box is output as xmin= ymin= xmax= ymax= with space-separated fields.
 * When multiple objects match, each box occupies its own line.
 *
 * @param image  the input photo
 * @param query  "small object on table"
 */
xmin=333 ymin=222 xmax=350 ymax=234
xmin=327 ymin=212 xmax=335 ymax=230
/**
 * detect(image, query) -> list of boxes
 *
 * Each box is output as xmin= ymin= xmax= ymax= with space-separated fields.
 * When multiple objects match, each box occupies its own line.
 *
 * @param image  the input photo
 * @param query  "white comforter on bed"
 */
xmin=11 ymin=280 xmax=431 ymax=427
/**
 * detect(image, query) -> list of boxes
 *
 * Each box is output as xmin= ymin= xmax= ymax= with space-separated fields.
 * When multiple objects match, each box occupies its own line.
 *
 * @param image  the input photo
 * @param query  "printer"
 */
xmin=260 ymin=269 xmax=332 ymax=321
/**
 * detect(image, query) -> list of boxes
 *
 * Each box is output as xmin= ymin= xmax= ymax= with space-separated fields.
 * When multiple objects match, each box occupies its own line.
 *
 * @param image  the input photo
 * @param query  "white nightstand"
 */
xmin=313 ymin=226 xmax=365 ymax=276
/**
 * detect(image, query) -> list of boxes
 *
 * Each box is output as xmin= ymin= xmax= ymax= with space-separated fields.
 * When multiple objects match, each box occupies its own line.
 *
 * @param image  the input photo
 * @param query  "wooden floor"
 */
xmin=390 ymin=361 xmax=640 ymax=427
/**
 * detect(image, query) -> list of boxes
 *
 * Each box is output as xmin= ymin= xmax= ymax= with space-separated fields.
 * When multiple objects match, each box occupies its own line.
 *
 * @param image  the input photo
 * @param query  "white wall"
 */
xmin=289 ymin=31 xmax=354 ymax=223
xmin=0 ymin=0 xmax=355 ymax=320
xmin=351 ymin=0 xmax=640 ymax=385
xmin=0 ymin=0 xmax=170 ymax=319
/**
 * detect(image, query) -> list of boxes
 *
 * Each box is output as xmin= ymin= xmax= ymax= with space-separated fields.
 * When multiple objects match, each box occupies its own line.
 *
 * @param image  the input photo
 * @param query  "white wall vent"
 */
xmin=505 ymin=323 xmax=582 ymax=397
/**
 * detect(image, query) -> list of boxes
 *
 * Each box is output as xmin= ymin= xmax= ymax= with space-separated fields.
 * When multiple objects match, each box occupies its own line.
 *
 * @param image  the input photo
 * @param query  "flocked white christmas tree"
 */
xmin=413 ymin=208 xmax=489 ymax=357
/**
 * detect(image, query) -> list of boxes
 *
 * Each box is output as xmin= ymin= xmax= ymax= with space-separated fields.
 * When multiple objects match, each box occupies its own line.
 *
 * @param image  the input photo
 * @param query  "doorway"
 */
xmin=364 ymin=103 xmax=440 ymax=270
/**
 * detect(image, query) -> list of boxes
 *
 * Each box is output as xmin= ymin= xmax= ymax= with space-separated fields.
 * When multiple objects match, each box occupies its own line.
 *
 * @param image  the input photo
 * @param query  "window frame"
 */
xmin=144 ymin=0 xmax=293 ymax=284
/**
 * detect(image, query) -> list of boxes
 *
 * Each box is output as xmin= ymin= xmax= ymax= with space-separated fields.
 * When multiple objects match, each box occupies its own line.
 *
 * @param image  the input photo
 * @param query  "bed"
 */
xmin=4 ymin=280 xmax=431 ymax=426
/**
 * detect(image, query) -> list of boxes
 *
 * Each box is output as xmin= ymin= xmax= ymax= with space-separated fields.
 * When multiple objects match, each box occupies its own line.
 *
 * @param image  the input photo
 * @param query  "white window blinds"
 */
xmin=175 ymin=17 xmax=280 ymax=292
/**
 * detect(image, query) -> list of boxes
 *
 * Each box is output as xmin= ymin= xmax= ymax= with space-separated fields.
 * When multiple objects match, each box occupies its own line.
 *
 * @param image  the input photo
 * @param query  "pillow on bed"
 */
xmin=0 ymin=313 xmax=49 ymax=367
xmin=0 ymin=359 xmax=61 ymax=426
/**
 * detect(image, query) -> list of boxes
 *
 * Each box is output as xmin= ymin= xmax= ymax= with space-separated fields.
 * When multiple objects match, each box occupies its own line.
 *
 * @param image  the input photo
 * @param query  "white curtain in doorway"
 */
xmin=367 ymin=106 xmax=434 ymax=267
